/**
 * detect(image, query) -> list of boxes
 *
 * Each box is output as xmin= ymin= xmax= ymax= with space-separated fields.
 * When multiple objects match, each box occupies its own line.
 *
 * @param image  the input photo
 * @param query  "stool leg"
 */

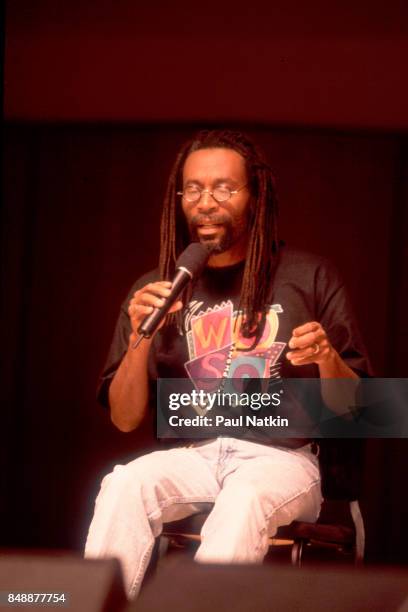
xmin=350 ymin=501 xmax=365 ymax=564
xmin=291 ymin=540 xmax=304 ymax=567
xmin=157 ymin=536 xmax=170 ymax=562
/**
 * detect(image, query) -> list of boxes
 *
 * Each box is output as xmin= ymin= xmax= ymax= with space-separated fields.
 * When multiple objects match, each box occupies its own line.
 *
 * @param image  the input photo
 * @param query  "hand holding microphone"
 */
xmin=128 ymin=280 xmax=180 ymax=338
xmin=128 ymin=243 xmax=210 ymax=348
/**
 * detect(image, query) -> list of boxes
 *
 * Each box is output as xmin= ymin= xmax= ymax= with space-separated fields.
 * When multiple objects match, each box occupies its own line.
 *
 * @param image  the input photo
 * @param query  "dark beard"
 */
xmin=189 ymin=215 xmax=235 ymax=254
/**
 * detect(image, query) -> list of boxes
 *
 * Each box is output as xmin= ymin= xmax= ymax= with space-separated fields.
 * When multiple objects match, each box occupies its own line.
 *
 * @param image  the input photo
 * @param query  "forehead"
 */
xmin=182 ymin=148 xmax=247 ymax=183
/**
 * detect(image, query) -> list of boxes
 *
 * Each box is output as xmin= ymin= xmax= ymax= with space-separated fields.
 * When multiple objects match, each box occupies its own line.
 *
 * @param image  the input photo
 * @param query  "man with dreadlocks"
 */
xmin=85 ymin=130 xmax=369 ymax=599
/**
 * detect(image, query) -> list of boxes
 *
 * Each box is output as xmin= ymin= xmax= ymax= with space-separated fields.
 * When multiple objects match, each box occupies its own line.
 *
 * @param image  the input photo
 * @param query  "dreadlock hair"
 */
xmin=159 ymin=129 xmax=280 ymax=346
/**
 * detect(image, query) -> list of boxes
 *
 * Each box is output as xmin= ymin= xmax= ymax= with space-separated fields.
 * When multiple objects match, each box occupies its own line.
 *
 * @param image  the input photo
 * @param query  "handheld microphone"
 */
xmin=135 ymin=242 xmax=210 ymax=344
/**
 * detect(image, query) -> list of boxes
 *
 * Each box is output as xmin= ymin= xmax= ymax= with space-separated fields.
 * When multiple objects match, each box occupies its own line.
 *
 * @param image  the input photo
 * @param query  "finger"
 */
xmin=137 ymin=293 xmax=167 ymax=309
xmin=286 ymin=355 xmax=307 ymax=366
xmin=288 ymin=330 xmax=326 ymax=350
xmin=129 ymin=304 xmax=154 ymax=319
xmin=292 ymin=321 xmax=320 ymax=337
xmin=287 ymin=342 xmax=332 ymax=365
xmin=133 ymin=282 xmax=172 ymax=300
xmin=168 ymin=300 xmax=183 ymax=314
xmin=287 ymin=354 xmax=315 ymax=366
xmin=286 ymin=345 xmax=320 ymax=363
xmin=143 ymin=281 xmax=172 ymax=290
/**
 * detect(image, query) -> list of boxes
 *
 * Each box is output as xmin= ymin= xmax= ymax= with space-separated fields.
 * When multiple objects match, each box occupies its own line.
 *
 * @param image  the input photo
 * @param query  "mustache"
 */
xmin=189 ymin=214 xmax=229 ymax=227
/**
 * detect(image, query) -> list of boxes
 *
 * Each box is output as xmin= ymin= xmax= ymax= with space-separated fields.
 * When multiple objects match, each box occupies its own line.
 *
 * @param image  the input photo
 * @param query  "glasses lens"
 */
xmin=184 ymin=187 xmax=201 ymax=202
xmin=213 ymin=187 xmax=231 ymax=202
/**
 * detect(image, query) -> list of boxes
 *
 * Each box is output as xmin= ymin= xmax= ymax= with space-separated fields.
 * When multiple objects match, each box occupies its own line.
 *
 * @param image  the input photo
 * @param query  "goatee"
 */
xmin=189 ymin=217 xmax=235 ymax=254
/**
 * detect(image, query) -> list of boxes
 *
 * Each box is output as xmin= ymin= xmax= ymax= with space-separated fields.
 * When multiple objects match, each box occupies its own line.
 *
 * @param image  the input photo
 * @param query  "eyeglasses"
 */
xmin=177 ymin=184 xmax=247 ymax=204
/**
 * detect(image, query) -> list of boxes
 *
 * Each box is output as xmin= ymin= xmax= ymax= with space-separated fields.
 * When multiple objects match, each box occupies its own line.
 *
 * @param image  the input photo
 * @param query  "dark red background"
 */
xmin=2 ymin=0 xmax=408 ymax=566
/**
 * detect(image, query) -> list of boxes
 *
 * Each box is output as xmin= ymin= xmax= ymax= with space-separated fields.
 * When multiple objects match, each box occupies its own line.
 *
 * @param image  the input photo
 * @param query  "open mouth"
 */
xmin=197 ymin=222 xmax=223 ymax=228
xmin=197 ymin=225 xmax=221 ymax=233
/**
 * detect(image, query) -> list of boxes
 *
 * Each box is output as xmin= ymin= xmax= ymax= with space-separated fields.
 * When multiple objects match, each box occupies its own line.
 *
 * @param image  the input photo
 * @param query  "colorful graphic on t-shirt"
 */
xmin=184 ymin=300 xmax=285 ymax=392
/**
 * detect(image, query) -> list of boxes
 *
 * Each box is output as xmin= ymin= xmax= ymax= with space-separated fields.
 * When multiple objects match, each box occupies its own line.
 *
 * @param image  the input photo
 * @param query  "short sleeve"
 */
xmin=314 ymin=260 xmax=372 ymax=377
xmin=96 ymin=269 xmax=160 ymax=408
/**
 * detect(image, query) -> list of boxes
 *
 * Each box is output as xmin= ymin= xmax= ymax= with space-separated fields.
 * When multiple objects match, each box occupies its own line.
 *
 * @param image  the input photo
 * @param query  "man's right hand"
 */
xmin=110 ymin=279 xmax=184 ymax=431
xmin=127 ymin=281 xmax=183 ymax=337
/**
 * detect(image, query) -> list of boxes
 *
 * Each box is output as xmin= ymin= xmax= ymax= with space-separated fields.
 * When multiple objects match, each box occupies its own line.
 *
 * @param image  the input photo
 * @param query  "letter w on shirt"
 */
xmin=190 ymin=303 xmax=233 ymax=357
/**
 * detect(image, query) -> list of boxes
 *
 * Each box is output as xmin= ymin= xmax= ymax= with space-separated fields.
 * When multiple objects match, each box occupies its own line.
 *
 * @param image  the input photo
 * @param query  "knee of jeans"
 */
xmin=223 ymin=481 xmax=271 ymax=515
xmin=110 ymin=461 xmax=167 ymax=499
xmin=98 ymin=463 xmax=144 ymax=496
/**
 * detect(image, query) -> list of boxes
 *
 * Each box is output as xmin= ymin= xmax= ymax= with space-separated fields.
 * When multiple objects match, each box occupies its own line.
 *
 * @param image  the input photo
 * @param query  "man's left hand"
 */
xmin=286 ymin=321 xmax=334 ymax=366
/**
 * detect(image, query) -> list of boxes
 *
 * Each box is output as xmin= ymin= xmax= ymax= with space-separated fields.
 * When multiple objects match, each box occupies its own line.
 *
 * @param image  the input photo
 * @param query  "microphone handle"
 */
xmin=137 ymin=267 xmax=191 ymax=338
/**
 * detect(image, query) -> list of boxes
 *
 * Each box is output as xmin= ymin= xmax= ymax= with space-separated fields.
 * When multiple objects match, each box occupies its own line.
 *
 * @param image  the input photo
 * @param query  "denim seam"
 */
xmin=130 ymin=539 xmax=155 ymax=598
xmin=147 ymin=495 xmax=217 ymax=522
xmin=130 ymin=496 xmax=216 ymax=596
xmin=256 ymin=477 xmax=322 ymax=553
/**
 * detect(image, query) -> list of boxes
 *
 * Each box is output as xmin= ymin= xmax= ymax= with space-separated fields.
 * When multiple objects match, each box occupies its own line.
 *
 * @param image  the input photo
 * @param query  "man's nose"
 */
xmin=197 ymin=190 xmax=218 ymax=213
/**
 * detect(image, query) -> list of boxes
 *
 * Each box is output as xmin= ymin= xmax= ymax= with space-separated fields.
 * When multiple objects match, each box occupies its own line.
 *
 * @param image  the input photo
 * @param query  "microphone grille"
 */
xmin=176 ymin=242 xmax=211 ymax=278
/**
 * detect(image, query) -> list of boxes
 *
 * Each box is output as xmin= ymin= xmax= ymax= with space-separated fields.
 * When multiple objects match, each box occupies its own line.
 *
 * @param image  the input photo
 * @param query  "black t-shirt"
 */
xmin=97 ymin=247 xmax=371 ymax=447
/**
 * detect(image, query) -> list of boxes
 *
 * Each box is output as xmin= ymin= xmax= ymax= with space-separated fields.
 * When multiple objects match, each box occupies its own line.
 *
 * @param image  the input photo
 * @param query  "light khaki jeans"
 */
xmin=85 ymin=438 xmax=322 ymax=599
